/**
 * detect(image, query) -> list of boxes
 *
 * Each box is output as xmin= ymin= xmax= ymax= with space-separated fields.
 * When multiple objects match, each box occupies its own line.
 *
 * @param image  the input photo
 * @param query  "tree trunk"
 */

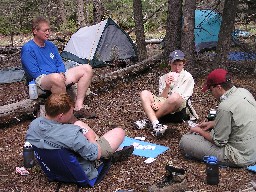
xmin=85 ymin=0 xmax=90 ymax=25
xmin=164 ymin=0 xmax=183 ymax=62
xmin=181 ymin=0 xmax=196 ymax=69
xmin=133 ymin=0 xmax=147 ymax=61
xmin=57 ymin=0 xmax=66 ymax=28
xmin=77 ymin=0 xmax=86 ymax=28
xmin=93 ymin=0 xmax=104 ymax=24
xmin=214 ymin=0 xmax=239 ymax=69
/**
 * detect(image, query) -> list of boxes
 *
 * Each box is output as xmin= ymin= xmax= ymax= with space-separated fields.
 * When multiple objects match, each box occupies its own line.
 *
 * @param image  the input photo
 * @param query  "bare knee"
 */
xmin=140 ymin=90 xmax=152 ymax=99
xmin=42 ymin=73 xmax=65 ymax=89
xmin=166 ymin=93 xmax=182 ymax=105
xmin=112 ymin=127 xmax=125 ymax=138
xmin=82 ymin=64 xmax=93 ymax=76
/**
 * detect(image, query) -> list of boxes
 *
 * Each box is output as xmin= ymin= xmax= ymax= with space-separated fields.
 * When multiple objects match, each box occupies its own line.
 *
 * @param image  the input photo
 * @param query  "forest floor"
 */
xmin=0 ymin=37 xmax=256 ymax=192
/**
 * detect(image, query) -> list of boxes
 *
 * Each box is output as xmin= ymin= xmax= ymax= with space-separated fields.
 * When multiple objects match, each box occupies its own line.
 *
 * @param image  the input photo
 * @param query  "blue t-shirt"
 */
xmin=21 ymin=40 xmax=66 ymax=81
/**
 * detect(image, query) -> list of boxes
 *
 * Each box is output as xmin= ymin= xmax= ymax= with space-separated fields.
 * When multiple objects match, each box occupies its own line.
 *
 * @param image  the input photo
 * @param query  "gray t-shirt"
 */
xmin=26 ymin=117 xmax=99 ymax=179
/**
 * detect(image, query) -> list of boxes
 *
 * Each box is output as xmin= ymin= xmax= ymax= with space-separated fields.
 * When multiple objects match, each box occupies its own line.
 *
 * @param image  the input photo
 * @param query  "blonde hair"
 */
xmin=32 ymin=16 xmax=50 ymax=33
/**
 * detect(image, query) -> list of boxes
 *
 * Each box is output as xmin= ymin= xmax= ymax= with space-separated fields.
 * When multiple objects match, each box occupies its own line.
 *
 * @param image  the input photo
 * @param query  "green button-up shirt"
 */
xmin=211 ymin=86 xmax=256 ymax=166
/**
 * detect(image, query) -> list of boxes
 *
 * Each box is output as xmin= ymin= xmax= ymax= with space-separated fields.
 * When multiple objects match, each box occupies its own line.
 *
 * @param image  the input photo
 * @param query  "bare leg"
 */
xmin=101 ymin=127 xmax=125 ymax=152
xmin=40 ymin=73 xmax=66 ymax=93
xmin=140 ymin=90 xmax=158 ymax=122
xmin=65 ymin=64 xmax=93 ymax=110
xmin=156 ymin=93 xmax=184 ymax=117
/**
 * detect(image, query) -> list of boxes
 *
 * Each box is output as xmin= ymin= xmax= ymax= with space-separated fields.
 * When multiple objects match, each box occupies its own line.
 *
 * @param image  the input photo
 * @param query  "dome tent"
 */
xmin=194 ymin=9 xmax=222 ymax=52
xmin=61 ymin=18 xmax=138 ymax=68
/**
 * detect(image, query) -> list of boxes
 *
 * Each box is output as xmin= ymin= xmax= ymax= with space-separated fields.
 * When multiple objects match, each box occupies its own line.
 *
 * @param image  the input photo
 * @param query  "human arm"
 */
xmin=190 ymin=126 xmax=213 ymax=142
xmin=21 ymin=44 xmax=44 ymax=79
xmin=159 ymin=74 xmax=175 ymax=98
xmin=198 ymin=121 xmax=215 ymax=131
xmin=51 ymin=43 xmax=66 ymax=73
xmin=210 ymin=108 xmax=232 ymax=147
xmin=74 ymin=121 xmax=101 ymax=159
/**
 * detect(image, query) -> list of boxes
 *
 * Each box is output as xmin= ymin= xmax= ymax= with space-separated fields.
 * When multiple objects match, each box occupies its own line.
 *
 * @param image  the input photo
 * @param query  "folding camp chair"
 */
xmin=33 ymin=146 xmax=111 ymax=191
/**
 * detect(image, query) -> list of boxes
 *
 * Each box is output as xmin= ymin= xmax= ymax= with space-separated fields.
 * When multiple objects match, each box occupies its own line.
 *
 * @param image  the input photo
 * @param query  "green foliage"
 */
xmin=59 ymin=19 xmax=77 ymax=34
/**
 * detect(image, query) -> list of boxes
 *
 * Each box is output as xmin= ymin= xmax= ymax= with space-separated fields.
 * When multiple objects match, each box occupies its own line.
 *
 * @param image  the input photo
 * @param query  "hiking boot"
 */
xmin=74 ymin=108 xmax=97 ymax=119
xmin=134 ymin=119 xmax=150 ymax=130
xmin=111 ymin=145 xmax=134 ymax=163
xmin=148 ymin=164 xmax=187 ymax=192
xmin=151 ymin=124 xmax=167 ymax=137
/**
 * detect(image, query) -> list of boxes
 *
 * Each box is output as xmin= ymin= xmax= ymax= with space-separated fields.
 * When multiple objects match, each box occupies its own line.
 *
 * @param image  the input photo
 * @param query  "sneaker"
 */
xmin=134 ymin=119 xmax=150 ymax=130
xmin=111 ymin=145 xmax=134 ymax=163
xmin=74 ymin=108 xmax=97 ymax=119
xmin=152 ymin=124 xmax=167 ymax=137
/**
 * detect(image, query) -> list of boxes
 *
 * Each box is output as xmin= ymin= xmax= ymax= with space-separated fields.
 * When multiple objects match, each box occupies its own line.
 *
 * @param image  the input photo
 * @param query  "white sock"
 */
xmin=152 ymin=120 xmax=159 ymax=128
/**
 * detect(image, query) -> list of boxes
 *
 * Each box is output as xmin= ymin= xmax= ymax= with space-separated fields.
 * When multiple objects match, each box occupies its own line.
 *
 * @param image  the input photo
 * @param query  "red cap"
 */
xmin=202 ymin=69 xmax=228 ymax=92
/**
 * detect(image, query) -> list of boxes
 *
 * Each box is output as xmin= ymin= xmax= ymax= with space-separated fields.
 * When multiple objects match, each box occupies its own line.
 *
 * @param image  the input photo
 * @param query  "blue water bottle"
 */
xmin=204 ymin=156 xmax=219 ymax=185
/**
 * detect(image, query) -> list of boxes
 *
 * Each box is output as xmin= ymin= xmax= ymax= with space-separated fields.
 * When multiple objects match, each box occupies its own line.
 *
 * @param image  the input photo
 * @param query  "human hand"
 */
xmin=165 ymin=75 xmax=175 ymax=86
xmin=165 ymin=72 xmax=179 ymax=86
xmin=190 ymin=125 xmax=202 ymax=134
xmin=198 ymin=121 xmax=214 ymax=131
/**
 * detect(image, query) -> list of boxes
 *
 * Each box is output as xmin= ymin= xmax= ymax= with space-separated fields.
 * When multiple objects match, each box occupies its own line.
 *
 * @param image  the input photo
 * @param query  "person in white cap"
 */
xmin=134 ymin=50 xmax=195 ymax=137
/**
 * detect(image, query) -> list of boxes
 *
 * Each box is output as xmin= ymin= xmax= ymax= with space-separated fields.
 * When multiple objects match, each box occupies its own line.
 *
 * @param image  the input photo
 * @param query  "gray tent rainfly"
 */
xmin=61 ymin=18 xmax=138 ymax=68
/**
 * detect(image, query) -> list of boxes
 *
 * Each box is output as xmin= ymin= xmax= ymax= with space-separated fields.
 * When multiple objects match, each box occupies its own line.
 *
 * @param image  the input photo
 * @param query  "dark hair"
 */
xmin=32 ymin=16 xmax=50 ymax=32
xmin=220 ymin=74 xmax=233 ymax=90
xmin=45 ymin=93 xmax=74 ymax=118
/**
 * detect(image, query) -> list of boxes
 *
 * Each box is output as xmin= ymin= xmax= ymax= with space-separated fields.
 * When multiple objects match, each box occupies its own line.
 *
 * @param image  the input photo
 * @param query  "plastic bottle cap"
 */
xmin=29 ymin=80 xmax=35 ymax=84
xmin=207 ymin=156 xmax=218 ymax=163
xmin=24 ymin=141 xmax=32 ymax=147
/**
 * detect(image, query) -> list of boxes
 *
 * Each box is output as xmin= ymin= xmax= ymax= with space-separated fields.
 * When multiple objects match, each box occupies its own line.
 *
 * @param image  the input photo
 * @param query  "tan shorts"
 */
xmin=35 ymin=71 xmax=68 ymax=90
xmin=153 ymin=95 xmax=186 ymax=113
xmin=96 ymin=137 xmax=113 ymax=158
xmin=35 ymin=74 xmax=47 ymax=90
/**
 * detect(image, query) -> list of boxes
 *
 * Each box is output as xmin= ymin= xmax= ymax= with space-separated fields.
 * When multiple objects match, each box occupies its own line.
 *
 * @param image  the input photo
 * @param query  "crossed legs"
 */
xmin=140 ymin=90 xmax=184 ymax=123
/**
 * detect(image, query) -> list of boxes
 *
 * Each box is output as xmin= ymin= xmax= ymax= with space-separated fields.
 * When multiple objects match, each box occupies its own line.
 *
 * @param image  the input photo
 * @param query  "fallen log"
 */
xmin=0 ymin=53 xmax=163 ymax=127
xmin=0 ymin=99 xmax=39 ymax=128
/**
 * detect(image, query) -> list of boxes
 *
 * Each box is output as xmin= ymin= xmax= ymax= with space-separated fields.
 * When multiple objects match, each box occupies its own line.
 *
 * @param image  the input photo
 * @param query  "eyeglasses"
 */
xmin=38 ymin=29 xmax=50 ymax=33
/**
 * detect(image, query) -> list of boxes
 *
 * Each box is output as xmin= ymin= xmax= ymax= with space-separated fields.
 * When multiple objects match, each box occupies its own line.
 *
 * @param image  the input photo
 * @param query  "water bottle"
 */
xmin=23 ymin=141 xmax=35 ymax=168
xmin=29 ymin=80 xmax=38 ymax=99
xmin=204 ymin=156 xmax=219 ymax=185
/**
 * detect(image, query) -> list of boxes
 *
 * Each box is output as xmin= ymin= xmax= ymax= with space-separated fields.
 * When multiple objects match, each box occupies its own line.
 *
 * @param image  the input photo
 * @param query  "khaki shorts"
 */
xmin=96 ymin=137 xmax=113 ymax=158
xmin=153 ymin=95 xmax=186 ymax=113
xmin=35 ymin=71 xmax=68 ymax=90
xmin=35 ymin=74 xmax=47 ymax=90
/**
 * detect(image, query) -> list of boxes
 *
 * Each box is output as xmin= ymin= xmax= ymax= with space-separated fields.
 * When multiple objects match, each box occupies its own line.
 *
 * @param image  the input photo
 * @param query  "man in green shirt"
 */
xmin=180 ymin=68 xmax=256 ymax=167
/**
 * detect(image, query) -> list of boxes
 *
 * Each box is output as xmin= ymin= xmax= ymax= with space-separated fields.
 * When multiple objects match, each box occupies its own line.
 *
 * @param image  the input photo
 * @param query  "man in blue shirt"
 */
xmin=21 ymin=16 xmax=94 ymax=119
